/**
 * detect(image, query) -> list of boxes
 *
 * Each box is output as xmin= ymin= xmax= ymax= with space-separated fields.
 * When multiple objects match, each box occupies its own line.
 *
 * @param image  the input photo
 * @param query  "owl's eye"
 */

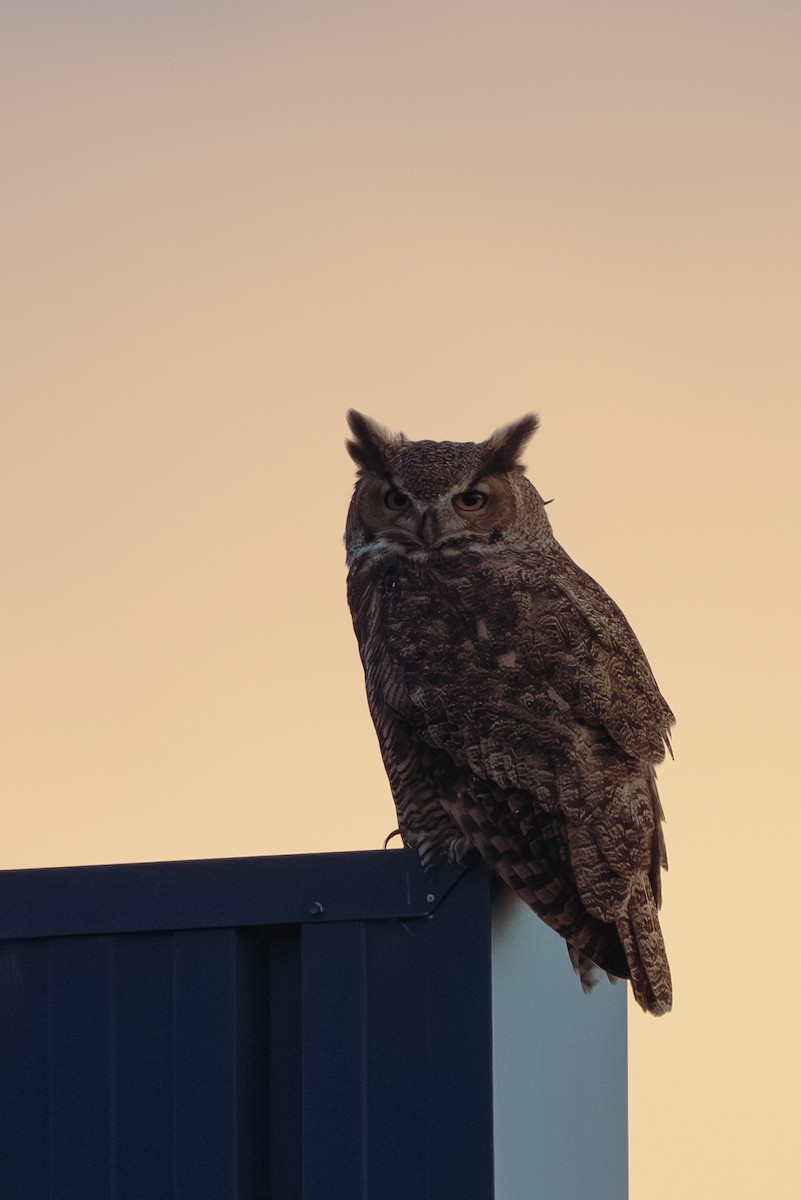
xmin=453 ymin=489 xmax=488 ymax=512
xmin=384 ymin=489 xmax=409 ymax=510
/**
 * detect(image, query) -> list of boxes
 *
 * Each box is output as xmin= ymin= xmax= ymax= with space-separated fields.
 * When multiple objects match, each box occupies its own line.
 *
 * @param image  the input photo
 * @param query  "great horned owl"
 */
xmin=344 ymin=411 xmax=674 ymax=1015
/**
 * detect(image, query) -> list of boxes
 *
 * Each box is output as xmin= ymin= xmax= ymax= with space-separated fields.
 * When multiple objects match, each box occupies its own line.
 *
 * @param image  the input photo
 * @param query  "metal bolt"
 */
xmin=308 ymin=901 xmax=324 ymax=916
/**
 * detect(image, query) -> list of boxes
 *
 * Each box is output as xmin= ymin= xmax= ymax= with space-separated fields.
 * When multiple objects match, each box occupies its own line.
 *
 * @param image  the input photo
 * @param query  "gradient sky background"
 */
xmin=3 ymin=3 xmax=799 ymax=1196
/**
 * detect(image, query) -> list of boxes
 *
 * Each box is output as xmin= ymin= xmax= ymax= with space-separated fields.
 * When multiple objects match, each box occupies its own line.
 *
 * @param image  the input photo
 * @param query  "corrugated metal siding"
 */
xmin=0 ymin=851 xmax=494 ymax=1200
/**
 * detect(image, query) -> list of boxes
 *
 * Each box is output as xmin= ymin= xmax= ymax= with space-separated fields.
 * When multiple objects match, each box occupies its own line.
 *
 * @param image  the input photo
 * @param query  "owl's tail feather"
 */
xmin=616 ymin=874 xmax=672 ymax=1015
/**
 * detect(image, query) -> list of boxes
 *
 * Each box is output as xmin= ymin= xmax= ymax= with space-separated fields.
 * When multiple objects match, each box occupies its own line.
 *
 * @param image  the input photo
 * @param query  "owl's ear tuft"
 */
xmin=346 ymin=410 xmax=406 ymax=476
xmin=479 ymin=414 xmax=540 ymax=476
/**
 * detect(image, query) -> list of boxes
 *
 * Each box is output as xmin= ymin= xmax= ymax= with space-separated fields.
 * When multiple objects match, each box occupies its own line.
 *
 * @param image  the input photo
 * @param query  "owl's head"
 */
xmin=345 ymin=411 xmax=553 ymax=564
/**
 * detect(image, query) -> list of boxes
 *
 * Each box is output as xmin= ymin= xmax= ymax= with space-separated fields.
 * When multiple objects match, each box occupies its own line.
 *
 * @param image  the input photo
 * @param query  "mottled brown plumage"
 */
xmin=344 ymin=411 xmax=674 ymax=1014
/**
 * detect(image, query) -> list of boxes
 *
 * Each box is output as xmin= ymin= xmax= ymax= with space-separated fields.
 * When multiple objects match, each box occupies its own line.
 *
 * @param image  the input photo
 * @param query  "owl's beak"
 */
xmin=416 ymin=509 xmax=442 ymax=547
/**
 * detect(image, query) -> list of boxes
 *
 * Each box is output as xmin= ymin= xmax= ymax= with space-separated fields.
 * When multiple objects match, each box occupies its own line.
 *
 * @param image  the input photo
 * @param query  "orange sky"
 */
xmin=3 ymin=4 xmax=800 ymax=1197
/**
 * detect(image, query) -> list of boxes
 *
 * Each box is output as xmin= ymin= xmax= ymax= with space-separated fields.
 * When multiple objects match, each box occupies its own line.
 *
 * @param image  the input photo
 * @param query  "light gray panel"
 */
xmin=492 ymin=889 xmax=627 ymax=1200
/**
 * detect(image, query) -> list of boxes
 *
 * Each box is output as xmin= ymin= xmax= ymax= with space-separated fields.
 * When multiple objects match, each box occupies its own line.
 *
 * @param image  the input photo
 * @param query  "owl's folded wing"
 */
xmin=546 ymin=552 xmax=675 ymax=763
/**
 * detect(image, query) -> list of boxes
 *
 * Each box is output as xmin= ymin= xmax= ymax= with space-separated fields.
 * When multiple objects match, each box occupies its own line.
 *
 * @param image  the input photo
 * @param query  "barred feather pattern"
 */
xmin=345 ymin=412 xmax=674 ymax=1015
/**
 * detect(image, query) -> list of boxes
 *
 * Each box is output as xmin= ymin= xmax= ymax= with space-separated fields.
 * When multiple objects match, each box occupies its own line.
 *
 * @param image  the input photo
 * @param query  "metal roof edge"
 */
xmin=0 ymin=848 xmax=472 ymax=940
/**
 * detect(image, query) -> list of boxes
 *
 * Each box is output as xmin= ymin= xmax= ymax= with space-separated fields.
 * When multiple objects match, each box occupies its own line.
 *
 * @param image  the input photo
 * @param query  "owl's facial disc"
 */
xmin=354 ymin=475 xmax=507 ymax=555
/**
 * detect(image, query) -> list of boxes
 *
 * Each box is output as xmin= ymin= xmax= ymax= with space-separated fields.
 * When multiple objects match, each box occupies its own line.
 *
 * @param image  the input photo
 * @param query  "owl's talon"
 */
xmin=383 ymin=828 xmax=403 ymax=849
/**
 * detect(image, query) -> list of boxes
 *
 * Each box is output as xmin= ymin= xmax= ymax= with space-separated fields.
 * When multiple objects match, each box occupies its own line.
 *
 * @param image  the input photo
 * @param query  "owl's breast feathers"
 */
xmin=350 ymin=545 xmax=672 ymax=763
xmin=348 ymin=543 xmax=674 ymax=1014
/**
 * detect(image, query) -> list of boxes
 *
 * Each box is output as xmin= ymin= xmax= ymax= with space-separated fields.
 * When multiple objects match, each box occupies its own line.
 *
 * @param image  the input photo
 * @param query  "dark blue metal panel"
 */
xmin=0 ymin=928 xmax=277 ymax=1199
xmin=0 ymin=851 xmax=502 ymax=1198
xmin=113 ymin=932 xmax=175 ymax=1199
xmin=47 ymin=935 xmax=115 ymax=1198
xmin=361 ymin=867 xmax=495 ymax=1199
xmin=301 ymin=921 xmax=370 ymax=1199
xmin=172 ymin=929 xmax=240 ymax=1199
xmin=298 ymin=865 xmax=495 ymax=1200
xmin=420 ymin=866 xmax=495 ymax=1200
xmin=235 ymin=929 xmax=274 ymax=1200
xmin=264 ymin=928 xmax=302 ymax=1200
xmin=0 ymin=938 xmax=50 ymax=1199
xmin=363 ymin=918 xmax=429 ymax=1199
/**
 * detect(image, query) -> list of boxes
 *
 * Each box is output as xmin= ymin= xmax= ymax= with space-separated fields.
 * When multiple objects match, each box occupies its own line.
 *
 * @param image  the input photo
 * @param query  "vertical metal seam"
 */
xmin=46 ymin=939 xmax=54 ymax=1200
xmin=359 ymin=921 xmax=369 ymax=1200
xmin=107 ymin=937 xmax=118 ymax=1200
xmin=170 ymin=931 xmax=178 ymax=1200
